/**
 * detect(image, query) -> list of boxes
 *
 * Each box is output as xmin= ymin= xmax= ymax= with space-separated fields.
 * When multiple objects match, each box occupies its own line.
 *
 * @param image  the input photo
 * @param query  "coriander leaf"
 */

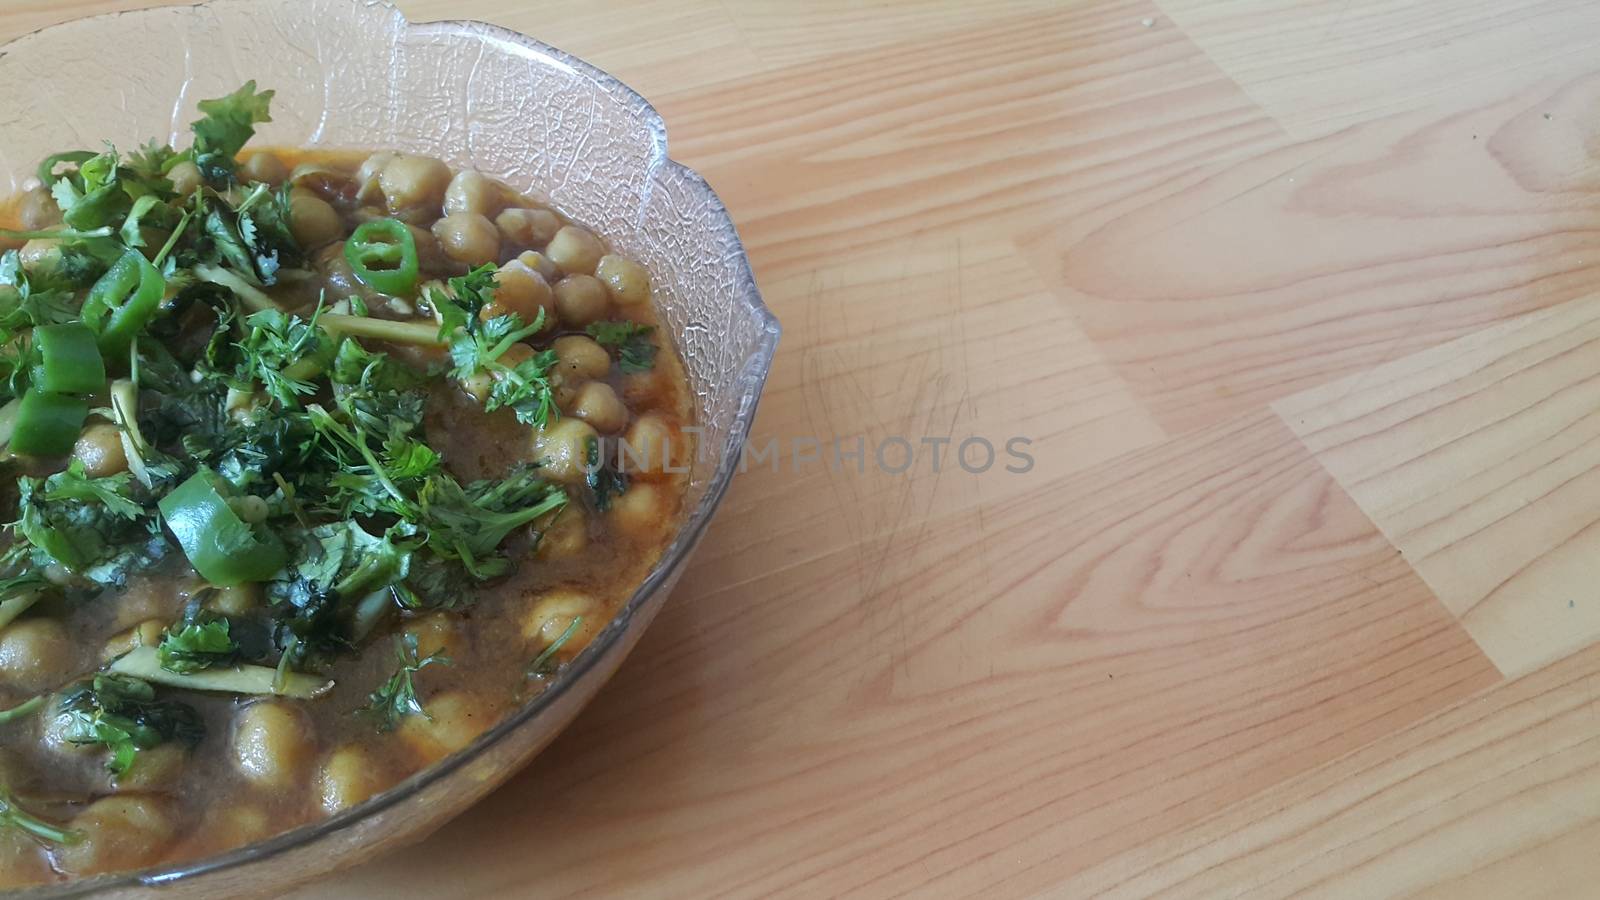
xmin=208 ymin=406 xmax=318 ymax=491
xmin=231 ymin=305 xmax=331 ymax=406
xmin=235 ymin=182 xmax=301 ymax=284
xmin=48 ymin=178 xmax=82 ymax=221
xmin=486 ymin=344 xmax=560 ymax=428
xmin=414 ymin=464 xmax=566 ymax=576
xmin=0 ymin=572 xmax=52 ymax=633
xmin=123 ymin=140 xmax=179 ymax=193
xmin=11 ymin=460 xmax=164 ymax=579
xmin=201 ymin=200 xmax=258 ymax=278
xmin=40 ymin=460 xmax=144 ymax=520
xmin=0 ymin=696 xmax=45 ymax=725
xmin=267 ymin=521 xmax=416 ymax=666
xmin=395 ymin=555 xmax=472 ymax=611
xmin=429 ymin=263 xmax=498 ymax=339
xmin=383 ymin=434 xmax=441 ymax=480
xmin=0 ymin=786 xmax=77 ymax=845
xmin=359 ymin=632 xmax=449 ymax=732
xmin=157 ymin=616 xmax=237 ymax=674
xmin=55 ymin=674 xmax=203 ymax=775
xmin=329 ymin=338 xmax=424 ymax=393
xmin=448 ymin=310 xmax=559 ymax=427
xmin=528 ymin=616 xmax=583 ymax=677
xmin=586 ymin=320 xmax=657 ymax=374
xmin=0 ymin=248 xmax=83 ymax=335
xmin=191 ymin=81 xmax=274 ymax=181
xmin=55 ymin=147 xmax=129 ymax=231
xmin=583 ymin=436 xmax=628 ymax=512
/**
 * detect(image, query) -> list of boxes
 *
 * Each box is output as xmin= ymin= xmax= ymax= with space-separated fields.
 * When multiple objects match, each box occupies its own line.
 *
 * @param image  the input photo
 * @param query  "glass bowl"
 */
xmin=0 ymin=0 xmax=778 ymax=895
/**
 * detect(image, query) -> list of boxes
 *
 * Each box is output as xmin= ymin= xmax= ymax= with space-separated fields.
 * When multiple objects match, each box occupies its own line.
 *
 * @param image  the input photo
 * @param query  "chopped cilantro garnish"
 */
xmin=360 ymin=632 xmax=450 ymax=732
xmin=586 ymin=320 xmax=657 ymax=373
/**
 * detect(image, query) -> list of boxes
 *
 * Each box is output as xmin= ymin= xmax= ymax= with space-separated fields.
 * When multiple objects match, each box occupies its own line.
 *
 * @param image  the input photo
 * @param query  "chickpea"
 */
xmin=535 ymin=507 xmax=589 ymax=560
xmin=480 ymin=260 xmax=553 ymax=325
xmin=386 ymin=340 xmax=448 ymax=371
xmin=595 ymin=254 xmax=651 ymax=305
xmin=289 ymin=188 xmax=343 ymax=249
xmin=318 ymin=744 xmax=389 ymax=815
xmin=134 ymin=619 xmax=165 ymax=646
xmin=620 ymin=368 xmax=669 ymax=407
xmin=554 ymin=274 xmax=610 ymax=328
xmin=167 ymin=160 xmax=203 ymax=195
xmin=568 ymin=381 xmax=628 ymax=434
xmin=610 ymin=482 xmax=671 ymax=539
xmin=516 ymin=250 xmax=561 ymax=283
xmin=379 ymin=155 xmax=452 ymax=213
xmin=521 ymin=589 xmax=599 ymax=652
xmin=532 ymin=418 xmax=598 ymax=484
xmin=551 ymin=373 xmax=580 ymax=413
xmin=432 ymin=212 xmax=500 ymax=267
xmin=544 ymin=225 xmax=604 ymax=275
xmin=443 ymin=170 xmax=508 ymax=218
xmin=0 ymin=829 xmax=50 ymax=887
xmin=459 ymin=370 xmax=492 ymax=405
xmin=112 ymin=579 xmax=176 ymax=631
xmin=18 ymin=238 xmax=61 ymax=270
xmin=290 ymin=162 xmax=355 ymax=199
xmin=404 ymin=613 xmax=465 ymax=660
xmin=208 ymin=582 xmax=261 ymax=617
xmin=355 ymin=152 xmax=396 ymax=203
xmin=230 ymin=701 xmax=314 ymax=788
xmin=0 ymin=619 xmax=73 ymax=689
xmin=397 ymin=691 xmax=496 ymax=764
xmin=229 ymin=494 xmax=269 ymax=525
xmin=406 ymin=223 xmax=451 ymax=274
xmin=621 ymin=414 xmax=678 ymax=476
xmin=240 ymin=152 xmax=289 ymax=185
xmin=72 ymin=423 xmax=126 ymax=478
xmin=495 ymin=208 xmax=562 ymax=249
xmin=17 ymin=186 xmax=60 ymax=230
xmin=499 ymin=344 xmax=534 ymax=369
xmin=101 ymin=619 xmax=166 ymax=662
xmin=205 ymin=804 xmax=272 ymax=851
xmin=117 ymin=743 xmax=186 ymax=791
xmin=553 ymin=335 xmax=611 ymax=380
xmin=54 ymin=796 xmax=174 ymax=876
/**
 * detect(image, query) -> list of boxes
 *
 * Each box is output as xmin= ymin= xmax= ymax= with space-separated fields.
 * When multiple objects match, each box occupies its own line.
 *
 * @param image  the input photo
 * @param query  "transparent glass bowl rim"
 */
xmin=6 ymin=1 xmax=781 ymax=894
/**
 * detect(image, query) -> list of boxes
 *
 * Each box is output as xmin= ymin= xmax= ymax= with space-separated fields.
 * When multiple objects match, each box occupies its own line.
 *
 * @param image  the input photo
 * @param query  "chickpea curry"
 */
xmin=0 ymin=82 xmax=691 ymax=885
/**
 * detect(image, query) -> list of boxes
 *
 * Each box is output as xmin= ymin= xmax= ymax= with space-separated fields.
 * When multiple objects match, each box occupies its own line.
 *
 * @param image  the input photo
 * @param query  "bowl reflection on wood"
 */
xmin=0 ymin=0 xmax=777 ymax=896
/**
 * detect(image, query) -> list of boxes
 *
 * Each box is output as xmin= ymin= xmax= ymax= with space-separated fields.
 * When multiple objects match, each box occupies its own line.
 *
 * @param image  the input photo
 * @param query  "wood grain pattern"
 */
xmin=1052 ymin=642 xmax=1600 ymax=898
xmin=1279 ymin=294 xmax=1600 ymax=677
xmin=1158 ymin=0 xmax=1600 ymax=139
xmin=11 ymin=1 xmax=1600 ymax=897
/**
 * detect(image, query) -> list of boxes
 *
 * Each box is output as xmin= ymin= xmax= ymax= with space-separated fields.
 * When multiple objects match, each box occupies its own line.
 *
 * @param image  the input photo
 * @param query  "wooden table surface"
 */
xmin=12 ymin=1 xmax=1600 ymax=897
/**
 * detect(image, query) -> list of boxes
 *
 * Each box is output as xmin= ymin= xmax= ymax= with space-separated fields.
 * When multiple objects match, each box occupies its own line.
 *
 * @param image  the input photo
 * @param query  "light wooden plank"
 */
xmin=1158 ymin=0 xmax=1600 ymax=139
xmin=1047 ymin=642 xmax=1600 ymax=898
xmin=721 ymin=0 xmax=1068 ymax=68
xmin=663 ymin=0 xmax=1284 ymax=281
xmin=1023 ymin=70 xmax=1600 ymax=434
xmin=1277 ymin=293 xmax=1600 ymax=677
